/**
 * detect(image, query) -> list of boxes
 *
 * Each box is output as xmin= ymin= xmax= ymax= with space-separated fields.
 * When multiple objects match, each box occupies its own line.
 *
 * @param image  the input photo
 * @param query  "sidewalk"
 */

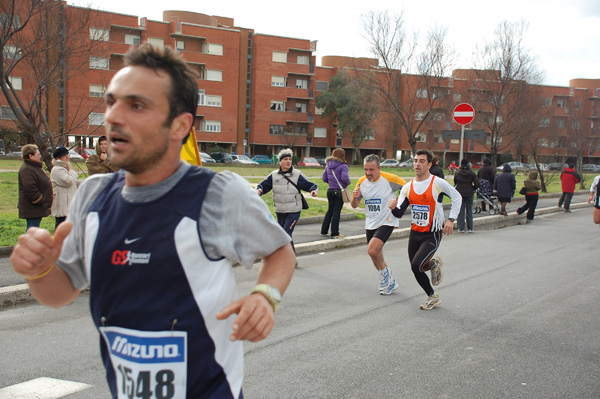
xmin=0 ymin=192 xmax=592 ymax=308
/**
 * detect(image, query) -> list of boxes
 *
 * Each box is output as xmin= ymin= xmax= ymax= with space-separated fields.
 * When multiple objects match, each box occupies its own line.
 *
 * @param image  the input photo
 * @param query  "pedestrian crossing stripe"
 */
xmin=0 ymin=377 xmax=91 ymax=398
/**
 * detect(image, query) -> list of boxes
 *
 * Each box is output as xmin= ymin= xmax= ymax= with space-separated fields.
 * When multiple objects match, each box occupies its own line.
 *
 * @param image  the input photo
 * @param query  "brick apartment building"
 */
xmin=2 ymin=4 xmax=599 ymax=166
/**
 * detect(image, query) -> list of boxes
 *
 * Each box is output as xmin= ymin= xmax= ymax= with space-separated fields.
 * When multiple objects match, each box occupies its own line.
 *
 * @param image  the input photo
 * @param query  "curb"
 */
xmin=0 ymin=200 xmax=591 ymax=309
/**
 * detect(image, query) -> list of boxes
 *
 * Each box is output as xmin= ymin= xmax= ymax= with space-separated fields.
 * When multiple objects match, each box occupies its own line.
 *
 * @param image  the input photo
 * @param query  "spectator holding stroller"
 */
xmin=517 ymin=171 xmax=542 ymax=223
xmin=494 ymin=164 xmax=516 ymax=216
xmin=454 ymin=158 xmax=480 ymax=232
xmin=477 ymin=158 xmax=496 ymax=212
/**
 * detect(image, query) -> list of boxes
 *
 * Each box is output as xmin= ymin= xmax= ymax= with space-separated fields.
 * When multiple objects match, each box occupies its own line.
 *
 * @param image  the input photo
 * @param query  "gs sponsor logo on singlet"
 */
xmin=111 ymin=250 xmax=152 ymax=266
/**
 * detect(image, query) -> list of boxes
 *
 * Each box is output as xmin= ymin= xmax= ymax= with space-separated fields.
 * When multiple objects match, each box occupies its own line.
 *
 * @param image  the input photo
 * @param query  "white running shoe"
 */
xmin=379 ymin=268 xmax=390 ymax=294
xmin=430 ymin=257 xmax=443 ymax=286
xmin=420 ymin=293 xmax=441 ymax=310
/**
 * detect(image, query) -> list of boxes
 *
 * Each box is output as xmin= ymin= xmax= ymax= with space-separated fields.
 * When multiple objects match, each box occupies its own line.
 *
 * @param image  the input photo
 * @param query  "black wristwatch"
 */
xmin=448 ymin=217 xmax=455 ymax=222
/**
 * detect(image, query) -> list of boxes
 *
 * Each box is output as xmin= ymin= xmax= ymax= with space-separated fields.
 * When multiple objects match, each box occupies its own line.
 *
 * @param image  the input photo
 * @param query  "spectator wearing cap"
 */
xmin=256 ymin=148 xmax=318 ymax=255
xmin=18 ymin=144 xmax=53 ymax=231
xmin=454 ymin=158 xmax=480 ymax=232
xmin=50 ymin=146 xmax=79 ymax=229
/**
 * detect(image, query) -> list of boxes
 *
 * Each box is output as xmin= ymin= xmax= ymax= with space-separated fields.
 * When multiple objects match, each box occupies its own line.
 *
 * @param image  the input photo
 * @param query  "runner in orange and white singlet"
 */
xmin=388 ymin=150 xmax=462 ymax=310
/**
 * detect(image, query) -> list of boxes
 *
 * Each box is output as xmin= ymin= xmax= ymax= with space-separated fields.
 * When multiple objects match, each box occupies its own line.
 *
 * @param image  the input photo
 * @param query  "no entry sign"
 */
xmin=453 ymin=103 xmax=474 ymax=125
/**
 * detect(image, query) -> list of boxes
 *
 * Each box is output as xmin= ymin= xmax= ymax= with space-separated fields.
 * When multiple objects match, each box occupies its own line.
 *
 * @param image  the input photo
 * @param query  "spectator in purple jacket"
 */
xmin=321 ymin=148 xmax=351 ymax=238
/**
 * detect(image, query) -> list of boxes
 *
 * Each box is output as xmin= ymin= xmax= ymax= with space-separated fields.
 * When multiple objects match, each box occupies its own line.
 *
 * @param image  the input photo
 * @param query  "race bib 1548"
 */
xmin=100 ymin=326 xmax=187 ymax=399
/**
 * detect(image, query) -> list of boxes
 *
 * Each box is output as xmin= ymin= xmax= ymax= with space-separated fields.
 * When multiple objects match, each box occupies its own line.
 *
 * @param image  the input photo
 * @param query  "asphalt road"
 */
xmin=1 ymin=208 xmax=598 ymax=398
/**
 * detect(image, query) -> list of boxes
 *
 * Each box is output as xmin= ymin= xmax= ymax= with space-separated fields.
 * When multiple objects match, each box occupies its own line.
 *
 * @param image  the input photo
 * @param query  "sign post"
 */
xmin=453 ymin=103 xmax=475 ymax=161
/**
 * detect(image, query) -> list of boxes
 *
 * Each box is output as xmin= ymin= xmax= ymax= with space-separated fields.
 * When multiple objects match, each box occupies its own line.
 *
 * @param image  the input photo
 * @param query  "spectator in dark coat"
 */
xmin=429 ymin=157 xmax=445 ymax=179
xmin=477 ymin=158 xmax=496 ymax=211
xmin=494 ymin=164 xmax=516 ymax=216
xmin=454 ymin=158 xmax=480 ymax=232
xmin=18 ymin=144 xmax=53 ymax=231
xmin=558 ymin=163 xmax=581 ymax=212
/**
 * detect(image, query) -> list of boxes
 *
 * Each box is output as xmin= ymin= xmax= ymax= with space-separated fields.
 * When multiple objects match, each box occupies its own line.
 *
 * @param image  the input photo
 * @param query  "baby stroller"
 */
xmin=473 ymin=180 xmax=500 ymax=215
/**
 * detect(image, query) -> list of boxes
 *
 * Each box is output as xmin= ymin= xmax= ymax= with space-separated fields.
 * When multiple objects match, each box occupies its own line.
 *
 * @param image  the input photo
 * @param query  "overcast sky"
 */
xmin=70 ymin=0 xmax=600 ymax=87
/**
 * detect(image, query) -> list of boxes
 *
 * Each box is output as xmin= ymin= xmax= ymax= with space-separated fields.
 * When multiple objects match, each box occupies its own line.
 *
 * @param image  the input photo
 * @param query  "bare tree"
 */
xmin=0 ymin=0 xmax=104 ymax=168
xmin=316 ymin=70 xmax=378 ymax=162
xmin=359 ymin=10 xmax=455 ymax=156
xmin=471 ymin=20 xmax=543 ymax=168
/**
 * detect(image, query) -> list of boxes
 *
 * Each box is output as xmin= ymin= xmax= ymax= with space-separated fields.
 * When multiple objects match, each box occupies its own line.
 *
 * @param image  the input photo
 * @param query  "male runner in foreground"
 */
xmin=388 ymin=150 xmax=461 ymax=310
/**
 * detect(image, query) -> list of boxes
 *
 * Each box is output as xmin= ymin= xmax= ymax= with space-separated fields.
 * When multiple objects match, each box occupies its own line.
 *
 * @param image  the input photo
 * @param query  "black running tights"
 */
xmin=408 ymin=230 xmax=442 ymax=296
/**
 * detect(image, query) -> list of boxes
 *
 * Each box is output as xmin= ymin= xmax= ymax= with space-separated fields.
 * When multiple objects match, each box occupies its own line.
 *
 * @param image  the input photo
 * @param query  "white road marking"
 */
xmin=0 ymin=377 xmax=92 ymax=398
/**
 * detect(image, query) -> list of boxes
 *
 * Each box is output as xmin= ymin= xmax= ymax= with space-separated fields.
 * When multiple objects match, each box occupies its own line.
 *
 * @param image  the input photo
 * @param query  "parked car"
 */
xmin=210 ymin=152 xmax=234 ymax=163
xmin=398 ymin=159 xmax=414 ymax=168
xmin=582 ymin=164 xmax=600 ymax=173
xmin=199 ymin=152 xmax=216 ymax=163
xmin=298 ymin=157 xmax=320 ymax=167
xmin=548 ymin=162 xmax=568 ymax=171
xmin=472 ymin=162 xmax=485 ymax=169
xmin=497 ymin=162 xmax=529 ymax=173
xmin=314 ymin=156 xmax=326 ymax=166
xmin=77 ymin=148 xmax=95 ymax=159
xmin=381 ymin=159 xmax=400 ymax=168
xmin=5 ymin=151 xmax=22 ymax=158
xmin=68 ymin=149 xmax=84 ymax=160
xmin=232 ymin=154 xmax=258 ymax=164
xmin=251 ymin=155 xmax=272 ymax=164
xmin=535 ymin=163 xmax=549 ymax=171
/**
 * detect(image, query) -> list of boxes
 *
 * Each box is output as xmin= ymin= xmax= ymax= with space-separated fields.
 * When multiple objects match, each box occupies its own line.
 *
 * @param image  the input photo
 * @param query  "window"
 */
xmin=272 ymin=51 xmax=287 ymax=63
xmin=270 ymin=125 xmax=284 ymax=135
xmin=271 ymin=76 xmax=286 ymax=87
xmin=204 ymin=121 xmax=221 ymax=132
xmin=271 ymin=101 xmax=284 ymax=111
xmin=415 ymin=132 xmax=427 ymax=142
xmin=0 ymin=106 xmax=16 ymax=120
xmin=365 ymin=129 xmax=375 ymax=141
xmin=542 ymin=98 xmax=552 ymax=107
xmin=89 ymin=84 xmax=106 ymax=98
xmin=1 ymin=14 xmax=21 ymax=29
xmin=147 ymin=37 xmax=164 ymax=48
xmin=557 ymin=99 xmax=566 ymax=108
xmin=573 ymin=120 xmax=580 ymax=129
xmin=204 ymin=43 xmax=223 ymax=55
xmin=176 ymin=41 xmax=185 ymax=51
xmin=453 ymin=93 xmax=462 ymax=102
xmin=316 ymin=81 xmax=329 ymax=91
xmin=90 ymin=27 xmax=109 ymax=41
xmin=416 ymin=89 xmax=428 ymax=98
xmin=90 ymin=56 xmax=109 ymax=70
xmin=198 ymin=90 xmax=206 ymax=106
xmin=8 ymin=76 xmax=22 ymax=90
xmin=204 ymin=69 xmax=222 ymax=81
xmin=295 ymin=103 xmax=307 ymax=113
xmin=206 ymin=95 xmax=222 ymax=107
xmin=556 ymin=119 xmax=565 ymax=128
xmin=296 ymin=79 xmax=308 ymax=89
xmin=314 ymin=127 xmax=327 ymax=138
xmin=574 ymin=100 xmax=582 ymax=109
xmin=315 ymin=106 xmax=324 ymax=115
xmin=89 ymin=112 xmax=105 ymax=126
xmin=415 ymin=111 xmax=426 ymax=120
xmin=125 ymin=34 xmax=140 ymax=45
xmin=539 ymin=118 xmax=550 ymax=127
xmin=3 ymin=45 xmax=20 ymax=59
xmin=297 ymin=55 xmax=309 ymax=65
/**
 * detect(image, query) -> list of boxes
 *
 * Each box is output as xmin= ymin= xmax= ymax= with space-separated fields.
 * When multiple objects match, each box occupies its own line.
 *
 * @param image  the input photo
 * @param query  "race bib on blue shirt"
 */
xmin=100 ymin=326 xmax=187 ymax=399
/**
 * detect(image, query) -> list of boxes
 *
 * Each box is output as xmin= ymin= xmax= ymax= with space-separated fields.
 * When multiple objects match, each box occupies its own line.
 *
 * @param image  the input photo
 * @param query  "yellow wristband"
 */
xmin=25 ymin=264 xmax=54 ymax=280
